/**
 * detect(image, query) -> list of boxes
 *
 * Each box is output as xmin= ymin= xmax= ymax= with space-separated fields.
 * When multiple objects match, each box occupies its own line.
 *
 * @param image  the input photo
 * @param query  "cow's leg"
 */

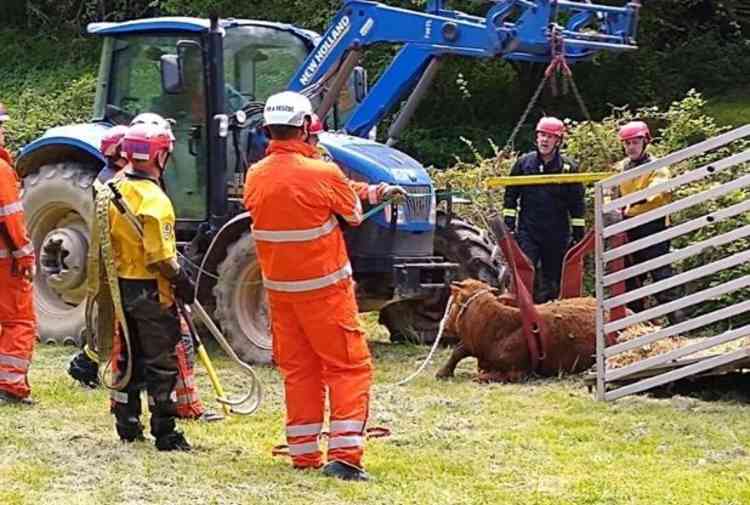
xmin=436 ymin=342 xmax=470 ymax=379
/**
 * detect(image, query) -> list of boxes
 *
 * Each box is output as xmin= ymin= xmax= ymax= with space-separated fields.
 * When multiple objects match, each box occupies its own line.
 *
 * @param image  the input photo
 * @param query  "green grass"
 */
xmin=2 ymin=320 xmax=750 ymax=505
xmin=705 ymin=89 xmax=750 ymax=128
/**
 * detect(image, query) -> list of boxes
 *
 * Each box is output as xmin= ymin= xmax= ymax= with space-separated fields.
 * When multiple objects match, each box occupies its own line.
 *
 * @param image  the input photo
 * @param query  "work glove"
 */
xmin=572 ymin=225 xmax=585 ymax=244
xmin=378 ymin=183 xmax=408 ymax=203
xmin=173 ymin=269 xmax=196 ymax=305
xmin=503 ymin=216 xmax=516 ymax=234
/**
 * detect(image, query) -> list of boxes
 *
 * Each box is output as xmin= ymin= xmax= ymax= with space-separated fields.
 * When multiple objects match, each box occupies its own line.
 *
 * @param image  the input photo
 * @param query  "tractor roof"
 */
xmin=87 ymin=16 xmax=318 ymax=43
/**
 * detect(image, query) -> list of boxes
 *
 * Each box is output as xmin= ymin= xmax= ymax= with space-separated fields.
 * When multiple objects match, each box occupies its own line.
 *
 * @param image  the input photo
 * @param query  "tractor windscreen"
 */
xmin=223 ymin=26 xmax=309 ymax=109
xmin=104 ymin=34 xmax=208 ymax=220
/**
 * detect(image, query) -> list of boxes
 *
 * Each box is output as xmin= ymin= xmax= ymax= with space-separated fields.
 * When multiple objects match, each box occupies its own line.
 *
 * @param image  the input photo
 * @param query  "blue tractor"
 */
xmin=17 ymin=0 xmax=639 ymax=362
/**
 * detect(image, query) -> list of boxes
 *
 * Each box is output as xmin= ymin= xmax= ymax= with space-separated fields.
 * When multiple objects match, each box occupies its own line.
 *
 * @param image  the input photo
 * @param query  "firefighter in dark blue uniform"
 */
xmin=502 ymin=117 xmax=585 ymax=303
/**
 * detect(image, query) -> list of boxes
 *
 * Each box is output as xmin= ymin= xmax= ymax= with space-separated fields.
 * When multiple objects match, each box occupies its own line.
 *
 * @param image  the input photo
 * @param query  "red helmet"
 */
xmin=536 ymin=117 xmax=565 ymax=138
xmin=100 ymin=125 xmax=129 ymax=158
xmin=0 ymin=102 xmax=8 ymax=123
xmin=121 ymin=123 xmax=174 ymax=165
xmin=309 ymin=114 xmax=324 ymax=135
xmin=618 ymin=121 xmax=651 ymax=142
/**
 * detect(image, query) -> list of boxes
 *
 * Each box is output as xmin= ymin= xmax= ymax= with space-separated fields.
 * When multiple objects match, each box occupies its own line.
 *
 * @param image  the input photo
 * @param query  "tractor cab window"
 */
xmin=223 ymin=26 xmax=309 ymax=109
xmin=107 ymin=34 xmax=207 ymax=220
xmin=222 ymin=26 xmax=310 ymax=185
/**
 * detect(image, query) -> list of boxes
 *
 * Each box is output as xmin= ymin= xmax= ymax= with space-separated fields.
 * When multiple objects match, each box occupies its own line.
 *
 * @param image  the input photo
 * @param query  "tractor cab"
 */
xmin=88 ymin=18 xmax=329 ymax=230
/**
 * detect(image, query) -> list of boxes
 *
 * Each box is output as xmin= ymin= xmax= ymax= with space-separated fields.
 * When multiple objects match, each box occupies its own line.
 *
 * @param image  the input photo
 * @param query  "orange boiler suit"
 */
xmin=244 ymin=139 xmax=374 ymax=470
xmin=0 ymin=147 xmax=37 ymax=400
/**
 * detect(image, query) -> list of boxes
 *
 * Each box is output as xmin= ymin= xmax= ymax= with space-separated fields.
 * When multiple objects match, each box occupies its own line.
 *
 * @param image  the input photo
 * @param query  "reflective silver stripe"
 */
xmin=0 ymin=201 xmax=23 ymax=216
xmin=341 ymin=192 xmax=363 ymax=225
xmin=286 ymin=422 xmax=323 ymax=437
xmin=12 ymin=243 xmax=34 ymax=258
xmin=0 ymin=249 xmax=8 ymax=258
xmin=0 ymin=354 xmax=30 ymax=370
xmin=288 ymin=441 xmax=320 ymax=456
xmin=0 ymin=371 xmax=24 ymax=383
xmin=174 ymin=376 xmax=195 ymax=389
xmin=330 ymin=420 xmax=365 ymax=434
xmin=252 ymin=216 xmax=338 ymax=243
xmin=368 ymin=185 xmax=378 ymax=205
xmin=263 ymin=262 xmax=352 ymax=293
xmin=502 ymin=208 xmax=517 ymax=217
xmin=328 ymin=435 xmax=364 ymax=450
xmin=571 ymin=218 xmax=586 ymax=227
xmin=176 ymin=393 xmax=197 ymax=404
xmin=110 ymin=391 xmax=129 ymax=404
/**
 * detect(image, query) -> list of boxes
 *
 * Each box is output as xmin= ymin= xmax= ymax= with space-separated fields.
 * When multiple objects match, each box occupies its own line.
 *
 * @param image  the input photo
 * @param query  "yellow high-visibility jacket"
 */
xmin=109 ymin=172 xmax=176 ymax=305
xmin=615 ymin=156 xmax=672 ymax=218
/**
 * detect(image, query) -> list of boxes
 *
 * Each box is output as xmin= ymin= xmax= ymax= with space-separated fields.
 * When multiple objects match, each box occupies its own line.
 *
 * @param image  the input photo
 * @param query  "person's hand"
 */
xmin=378 ymin=183 xmax=408 ymax=203
xmin=173 ymin=269 xmax=196 ymax=305
xmin=19 ymin=264 xmax=35 ymax=282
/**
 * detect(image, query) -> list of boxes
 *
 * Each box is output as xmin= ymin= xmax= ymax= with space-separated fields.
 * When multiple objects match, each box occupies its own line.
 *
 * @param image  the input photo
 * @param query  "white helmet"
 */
xmin=130 ymin=112 xmax=176 ymax=141
xmin=263 ymin=91 xmax=313 ymax=127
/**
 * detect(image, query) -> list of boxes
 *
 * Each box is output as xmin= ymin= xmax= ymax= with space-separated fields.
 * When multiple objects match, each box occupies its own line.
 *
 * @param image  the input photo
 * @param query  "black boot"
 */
xmin=155 ymin=430 xmax=192 ymax=452
xmin=322 ymin=460 xmax=369 ymax=482
xmin=115 ymin=416 xmax=145 ymax=442
xmin=68 ymin=351 xmax=100 ymax=388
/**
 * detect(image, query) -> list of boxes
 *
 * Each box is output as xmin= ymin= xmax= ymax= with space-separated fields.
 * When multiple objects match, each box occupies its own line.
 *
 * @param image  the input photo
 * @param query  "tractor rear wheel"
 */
xmin=22 ymin=162 xmax=96 ymax=345
xmin=213 ymin=232 xmax=273 ymax=364
xmin=378 ymin=212 xmax=506 ymax=344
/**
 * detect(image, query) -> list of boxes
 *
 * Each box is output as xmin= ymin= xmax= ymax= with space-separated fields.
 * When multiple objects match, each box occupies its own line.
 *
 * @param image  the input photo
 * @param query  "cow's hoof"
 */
xmin=435 ymin=369 xmax=454 ymax=380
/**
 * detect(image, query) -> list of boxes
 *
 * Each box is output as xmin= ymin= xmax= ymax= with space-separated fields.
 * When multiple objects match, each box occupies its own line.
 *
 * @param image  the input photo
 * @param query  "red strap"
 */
xmin=559 ymin=230 xmax=595 ymax=299
xmin=492 ymin=219 xmax=546 ymax=371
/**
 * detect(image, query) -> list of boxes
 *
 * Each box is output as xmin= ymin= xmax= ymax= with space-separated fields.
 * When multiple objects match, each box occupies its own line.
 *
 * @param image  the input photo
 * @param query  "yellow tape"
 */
xmin=485 ymin=172 xmax=616 ymax=188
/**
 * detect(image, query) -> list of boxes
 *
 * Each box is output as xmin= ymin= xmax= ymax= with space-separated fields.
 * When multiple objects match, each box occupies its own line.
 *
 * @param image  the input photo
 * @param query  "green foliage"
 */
xmin=0 ymin=29 xmax=99 ymax=152
xmin=432 ymin=90 xmax=750 ymax=325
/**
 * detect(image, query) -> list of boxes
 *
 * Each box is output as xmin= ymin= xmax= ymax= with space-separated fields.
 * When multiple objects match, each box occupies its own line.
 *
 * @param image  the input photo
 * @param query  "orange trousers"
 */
xmin=0 ymin=260 xmax=37 ymax=399
xmin=269 ymin=281 xmax=373 ymax=469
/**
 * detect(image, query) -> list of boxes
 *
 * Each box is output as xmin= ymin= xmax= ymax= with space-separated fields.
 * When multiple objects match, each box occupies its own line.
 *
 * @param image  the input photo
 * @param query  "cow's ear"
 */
xmin=452 ymin=279 xmax=470 ymax=289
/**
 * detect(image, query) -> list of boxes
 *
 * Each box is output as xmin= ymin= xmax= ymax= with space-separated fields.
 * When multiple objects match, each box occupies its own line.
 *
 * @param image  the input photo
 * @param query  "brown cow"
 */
xmin=436 ymin=279 xmax=598 ymax=382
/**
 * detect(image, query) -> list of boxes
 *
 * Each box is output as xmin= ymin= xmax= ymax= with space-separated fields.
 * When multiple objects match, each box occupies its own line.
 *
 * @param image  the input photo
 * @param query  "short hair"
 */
xmin=266 ymin=124 xmax=303 ymax=140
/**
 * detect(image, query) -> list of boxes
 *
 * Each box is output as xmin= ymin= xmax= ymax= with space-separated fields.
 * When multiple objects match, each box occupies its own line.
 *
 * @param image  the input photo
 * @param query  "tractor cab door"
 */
xmin=106 ymin=34 xmax=207 ymax=221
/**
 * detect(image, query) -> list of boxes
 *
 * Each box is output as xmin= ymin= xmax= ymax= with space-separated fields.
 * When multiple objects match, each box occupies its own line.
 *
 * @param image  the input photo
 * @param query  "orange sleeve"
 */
xmin=0 ymin=159 xmax=34 ymax=264
xmin=349 ymin=181 xmax=379 ymax=204
xmin=326 ymin=164 xmax=363 ymax=226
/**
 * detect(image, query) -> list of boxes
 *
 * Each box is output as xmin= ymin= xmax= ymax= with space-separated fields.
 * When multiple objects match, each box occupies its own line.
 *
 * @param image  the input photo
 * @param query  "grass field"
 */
xmin=2 ymin=317 xmax=750 ymax=505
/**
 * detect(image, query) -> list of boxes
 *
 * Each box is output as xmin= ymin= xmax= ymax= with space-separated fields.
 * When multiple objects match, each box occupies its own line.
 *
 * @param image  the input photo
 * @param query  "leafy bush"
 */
xmin=432 ymin=90 xmax=750 ymax=328
xmin=0 ymin=29 xmax=99 ymax=152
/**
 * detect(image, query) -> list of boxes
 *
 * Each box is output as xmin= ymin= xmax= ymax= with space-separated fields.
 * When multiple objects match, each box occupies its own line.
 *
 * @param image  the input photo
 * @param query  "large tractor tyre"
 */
xmin=22 ymin=162 xmax=97 ymax=345
xmin=213 ymin=232 xmax=273 ymax=365
xmin=379 ymin=212 xmax=506 ymax=345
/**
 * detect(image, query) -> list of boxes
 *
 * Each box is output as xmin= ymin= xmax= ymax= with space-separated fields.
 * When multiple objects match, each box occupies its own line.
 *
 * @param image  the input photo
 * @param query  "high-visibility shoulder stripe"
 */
xmin=252 ymin=216 xmax=338 ymax=243
xmin=570 ymin=218 xmax=586 ymax=227
xmin=502 ymin=208 xmax=517 ymax=217
xmin=262 ymin=262 xmax=352 ymax=293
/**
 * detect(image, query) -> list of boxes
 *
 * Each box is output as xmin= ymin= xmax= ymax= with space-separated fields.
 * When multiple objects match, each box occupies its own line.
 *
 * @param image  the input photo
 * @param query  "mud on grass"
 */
xmin=2 ymin=319 xmax=750 ymax=505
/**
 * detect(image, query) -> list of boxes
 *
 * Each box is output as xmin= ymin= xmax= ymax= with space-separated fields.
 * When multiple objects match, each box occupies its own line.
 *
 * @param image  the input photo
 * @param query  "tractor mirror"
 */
xmin=351 ymin=66 xmax=368 ymax=103
xmin=160 ymin=54 xmax=184 ymax=94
